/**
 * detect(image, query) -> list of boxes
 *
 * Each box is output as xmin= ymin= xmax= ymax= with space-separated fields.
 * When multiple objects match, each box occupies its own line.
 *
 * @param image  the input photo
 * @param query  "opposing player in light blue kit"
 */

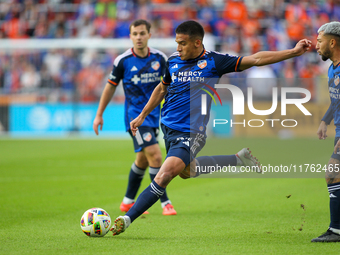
xmin=312 ymin=21 xmax=340 ymax=242
xmin=93 ymin=19 xmax=177 ymax=216
xmin=110 ymin=20 xmax=312 ymax=236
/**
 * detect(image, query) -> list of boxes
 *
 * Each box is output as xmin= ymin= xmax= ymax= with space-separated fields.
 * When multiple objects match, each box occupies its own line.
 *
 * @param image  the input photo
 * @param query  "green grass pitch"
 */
xmin=0 ymin=137 xmax=339 ymax=254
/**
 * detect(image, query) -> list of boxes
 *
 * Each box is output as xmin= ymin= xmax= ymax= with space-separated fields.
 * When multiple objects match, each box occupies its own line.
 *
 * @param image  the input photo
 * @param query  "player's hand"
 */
xmin=293 ymin=39 xmax=312 ymax=56
xmin=317 ymin=121 xmax=327 ymax=140
xmin=93 ymin=115 xmax=103 ymax=135
xmin=130 ymin=115 xmax=145 ymax=136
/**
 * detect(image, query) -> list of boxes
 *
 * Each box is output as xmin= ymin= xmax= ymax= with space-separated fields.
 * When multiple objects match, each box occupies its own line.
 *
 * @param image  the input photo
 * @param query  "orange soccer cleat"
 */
xmin=162 ymin=204 xmax=177 ymax=216
xmin=120 ymin=202 xmax=149 ymax=214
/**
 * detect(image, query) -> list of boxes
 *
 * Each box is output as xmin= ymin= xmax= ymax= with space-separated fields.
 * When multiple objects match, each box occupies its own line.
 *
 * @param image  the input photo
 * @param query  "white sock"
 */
xmin=123 ymin=197 xmax=134 ymax=204
xmin=124 ymin=216 xmax=131 ymax=228
xmin=236 ymin=154 xmax=243 ymax=166
xmin=161 ymin=200 xmax=171 ymax=208
xmin=330 ymin=227 xmax=340 ymax=235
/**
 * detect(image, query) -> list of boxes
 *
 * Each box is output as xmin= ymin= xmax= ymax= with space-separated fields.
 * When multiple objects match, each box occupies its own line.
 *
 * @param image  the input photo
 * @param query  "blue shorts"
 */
xmin=331 ymin=137 xmax=340 ymax=161
xmin=128 ymin=126 xmax=159 ymax=153
xmin=161 ymin=123 xmax=206 ymax=166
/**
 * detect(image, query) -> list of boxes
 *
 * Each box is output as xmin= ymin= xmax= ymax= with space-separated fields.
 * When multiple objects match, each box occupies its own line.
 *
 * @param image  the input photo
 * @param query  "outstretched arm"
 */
xmin=130 ymin=82 xmax=168 ymax=136
xmin=239 ymin=39 xmax=312 ymax=70
xmin=93 ymin=83 xmax=116 ymax=135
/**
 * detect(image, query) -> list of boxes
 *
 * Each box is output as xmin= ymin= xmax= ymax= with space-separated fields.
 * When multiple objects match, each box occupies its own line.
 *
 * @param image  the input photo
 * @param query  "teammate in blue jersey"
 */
xmin=312 ymin=21 xmax=340 ymax=242
xmin=93 ymin=19 xmax=177 ymax=216
xmin=110 ymin=20 xmax=311 ymax=236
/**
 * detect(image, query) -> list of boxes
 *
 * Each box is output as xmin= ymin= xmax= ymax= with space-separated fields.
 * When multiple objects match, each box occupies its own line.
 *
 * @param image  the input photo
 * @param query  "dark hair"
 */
xmin=129 ymin=19 xmax=151 ymax=33
xmin=175 ymin=20 xmax=204 ymax=40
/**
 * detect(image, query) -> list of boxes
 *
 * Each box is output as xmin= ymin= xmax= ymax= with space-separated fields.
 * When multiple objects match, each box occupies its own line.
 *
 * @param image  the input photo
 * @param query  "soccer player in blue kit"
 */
xmin=312 ymin=21 xmax=340 ymax=242
xmin=93 ymin=19 xmax=177 ymax=216
xmin=110 ymin=20 xmax=312 ymax=236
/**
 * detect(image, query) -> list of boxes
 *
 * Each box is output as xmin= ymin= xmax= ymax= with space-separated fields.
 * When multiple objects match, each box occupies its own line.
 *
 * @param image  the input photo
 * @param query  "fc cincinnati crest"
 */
xmin=335 ymin=75 xmax=340 ymax=86
xmin=151 ymin=61 xmax=160 ymax=71
xmin=197 ymin=60 xmax=207 ymax=69
xmin=143 ymin=132 xmax=152 ymax=142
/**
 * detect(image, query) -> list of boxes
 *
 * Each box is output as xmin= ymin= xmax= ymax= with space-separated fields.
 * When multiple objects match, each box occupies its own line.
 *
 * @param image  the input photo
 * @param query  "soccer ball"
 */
xmin=80 ymin=208 xmax=111 ymax=237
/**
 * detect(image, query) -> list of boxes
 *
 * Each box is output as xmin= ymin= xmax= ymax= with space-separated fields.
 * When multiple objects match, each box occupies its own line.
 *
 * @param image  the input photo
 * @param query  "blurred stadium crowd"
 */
xmin=0 ymin=0 xmax=338 ymax=102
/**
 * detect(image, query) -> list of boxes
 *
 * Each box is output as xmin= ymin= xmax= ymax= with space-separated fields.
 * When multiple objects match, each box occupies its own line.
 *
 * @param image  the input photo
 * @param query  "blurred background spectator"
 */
xmin=0 ymin=0 xmax=335 ymax=103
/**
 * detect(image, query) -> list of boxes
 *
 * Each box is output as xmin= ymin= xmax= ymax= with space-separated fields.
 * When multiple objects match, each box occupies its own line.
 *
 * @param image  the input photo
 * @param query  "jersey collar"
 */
xmin=131 ymin=47 xmax=150 ymax=58
xmin=197 ymin=48 xmax=206 ymax=59
xmin=333 ymin=61 xmax=340 ymax=69
xmin=187 ymin=47 xmax=206 ymax=61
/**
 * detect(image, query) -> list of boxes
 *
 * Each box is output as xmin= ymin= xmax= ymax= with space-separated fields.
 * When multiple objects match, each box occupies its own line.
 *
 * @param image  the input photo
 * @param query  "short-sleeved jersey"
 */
xmin=108 ymin=47 xmax=167 ymax=131
xmin=327 ymin=62 xmax=340 ymax=136
xmin=161 ymin=48 xmax=242 ymax=135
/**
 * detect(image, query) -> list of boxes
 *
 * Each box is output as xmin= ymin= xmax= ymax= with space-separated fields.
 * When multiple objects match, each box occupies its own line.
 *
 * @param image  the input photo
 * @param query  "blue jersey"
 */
xmin=327 ymin=62 xmax=340 ymax=136
xmin=161 ymin=48 xmax=242 ymax=134
xmin=108 ymin=47 xmax=167 ymax=131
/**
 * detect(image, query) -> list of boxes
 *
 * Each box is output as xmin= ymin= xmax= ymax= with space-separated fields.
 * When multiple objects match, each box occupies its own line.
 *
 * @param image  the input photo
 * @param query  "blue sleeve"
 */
xmin=162 ymin=60 xmax=171 ymax=86
xmin=160 ymin=55 xmax=167 ymax=77
xmin=321 ymin=104 xmax=333 ymax=125
xmin=212 ymin=52 xmax=243 ymax=76
xmin=108 ymin=58 xmax=124 ymax=86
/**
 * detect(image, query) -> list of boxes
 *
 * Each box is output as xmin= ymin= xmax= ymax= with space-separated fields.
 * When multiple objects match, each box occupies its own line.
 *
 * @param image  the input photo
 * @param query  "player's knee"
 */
xmin=325 ymin=161 xmax=340 ymax=183
xmin=325 ymin=164 xmax=331 ymax=181
xmin=155 ymin=171 xmax=173 ymax=187
xmin=150 ymin=153 xmax=162 ymax=167
xmin=145 ymin=149 xmax=162 ymax=167
xmin=135 ymin=158 xmax=148 ymax=169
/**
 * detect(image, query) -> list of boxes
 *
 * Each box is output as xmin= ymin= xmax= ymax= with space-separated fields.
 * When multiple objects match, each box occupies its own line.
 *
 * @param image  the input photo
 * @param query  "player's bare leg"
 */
xmin=325 ymin=158 xmax=340 ymax=185
xmin=143 ymin=144 xmax=162 ymax=167
xmin=154 ymin=156 xmax=186 ymax=187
